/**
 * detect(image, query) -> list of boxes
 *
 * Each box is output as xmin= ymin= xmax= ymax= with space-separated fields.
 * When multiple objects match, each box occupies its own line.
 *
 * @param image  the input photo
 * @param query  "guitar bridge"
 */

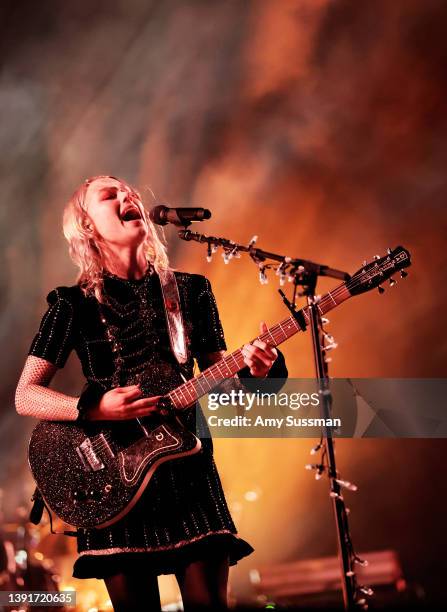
xmin=76 ymin=437 xmax=105 ymax=472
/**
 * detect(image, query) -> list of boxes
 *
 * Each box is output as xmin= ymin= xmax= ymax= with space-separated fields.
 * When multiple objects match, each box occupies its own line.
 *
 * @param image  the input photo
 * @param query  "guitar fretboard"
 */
xmin=167 ymin=282 xmax=351 ymax=410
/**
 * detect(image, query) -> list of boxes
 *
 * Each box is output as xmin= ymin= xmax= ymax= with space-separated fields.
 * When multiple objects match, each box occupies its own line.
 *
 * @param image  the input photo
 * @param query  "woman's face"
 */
xmin=84 ymin=177 xmax=148 ymax=247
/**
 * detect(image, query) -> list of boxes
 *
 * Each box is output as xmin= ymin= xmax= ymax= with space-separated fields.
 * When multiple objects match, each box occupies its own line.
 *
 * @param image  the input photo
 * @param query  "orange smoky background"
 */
xmin=0 ymin=0 xmax=446 ymax=608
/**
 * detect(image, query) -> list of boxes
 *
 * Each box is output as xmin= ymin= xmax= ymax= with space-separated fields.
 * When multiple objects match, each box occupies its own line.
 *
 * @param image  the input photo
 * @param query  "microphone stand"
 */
xmin=178 ymin=229 xmax=349 ymax=282
xmin=178 ymin=228 xmax=373 ymax=610
xmin=280 ymin=275 xmax=363 ymax=611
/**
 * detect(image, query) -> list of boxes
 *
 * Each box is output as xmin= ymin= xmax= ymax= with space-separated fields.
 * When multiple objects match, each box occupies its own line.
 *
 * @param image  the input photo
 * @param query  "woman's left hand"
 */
xmin=242 ymin=322 xmax=278 ymax=378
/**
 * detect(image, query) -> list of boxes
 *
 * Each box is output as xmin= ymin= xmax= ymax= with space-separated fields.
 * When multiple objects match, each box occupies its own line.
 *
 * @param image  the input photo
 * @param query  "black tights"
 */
xmin=104 ymin=556 xmax=229 ymax=611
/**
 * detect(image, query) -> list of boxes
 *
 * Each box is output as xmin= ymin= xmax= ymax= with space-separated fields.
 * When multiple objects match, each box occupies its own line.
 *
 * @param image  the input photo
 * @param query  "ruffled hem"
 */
xmin=72 ymin=533 xmax=254 ymax=579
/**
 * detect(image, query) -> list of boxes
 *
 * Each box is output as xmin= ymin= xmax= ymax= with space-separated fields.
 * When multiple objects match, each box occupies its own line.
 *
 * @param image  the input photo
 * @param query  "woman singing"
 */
xmin=15 ymin=176 xmax=287 ymax=611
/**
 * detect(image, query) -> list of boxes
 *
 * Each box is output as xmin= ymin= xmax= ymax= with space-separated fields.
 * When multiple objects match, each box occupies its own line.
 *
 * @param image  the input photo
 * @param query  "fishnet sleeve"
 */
xmin=15 ymin=355 xmax=79 ymax=421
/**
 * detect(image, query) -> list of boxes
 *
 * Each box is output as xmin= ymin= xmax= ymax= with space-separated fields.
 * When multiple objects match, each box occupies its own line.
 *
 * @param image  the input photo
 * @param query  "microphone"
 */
xmin=149 ymin=204 xmax=211 ymax=227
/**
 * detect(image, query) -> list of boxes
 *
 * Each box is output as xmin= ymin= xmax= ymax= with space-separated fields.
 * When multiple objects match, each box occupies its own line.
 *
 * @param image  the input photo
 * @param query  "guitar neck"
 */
xmin=168 ymin=282 xmax=351 ymax=410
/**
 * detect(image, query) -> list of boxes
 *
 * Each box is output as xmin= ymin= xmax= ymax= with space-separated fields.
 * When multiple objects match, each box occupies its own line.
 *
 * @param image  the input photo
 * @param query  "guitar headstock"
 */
xmin=347 ymin=246 xmax=411 ymax=296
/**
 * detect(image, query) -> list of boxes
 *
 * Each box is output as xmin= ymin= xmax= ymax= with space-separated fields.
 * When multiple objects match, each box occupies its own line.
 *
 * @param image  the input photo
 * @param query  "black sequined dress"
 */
xmin=29 ymin=269 xmax=257 ymax=579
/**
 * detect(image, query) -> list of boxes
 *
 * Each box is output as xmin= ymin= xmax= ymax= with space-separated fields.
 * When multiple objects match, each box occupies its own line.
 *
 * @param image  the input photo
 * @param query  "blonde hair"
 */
xmin=63 ymin=175 xmax=170 ymax=301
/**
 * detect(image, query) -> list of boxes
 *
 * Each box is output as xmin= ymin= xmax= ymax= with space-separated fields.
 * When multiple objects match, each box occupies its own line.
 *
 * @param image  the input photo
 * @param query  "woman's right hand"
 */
xmin=87 ymin=385 xmax=162 ymax=421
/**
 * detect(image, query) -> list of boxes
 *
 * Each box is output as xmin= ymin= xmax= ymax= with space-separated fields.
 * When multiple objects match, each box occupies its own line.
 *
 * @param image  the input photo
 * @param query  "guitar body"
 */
xmin=28 ymin=416 xmax=201 ymax=529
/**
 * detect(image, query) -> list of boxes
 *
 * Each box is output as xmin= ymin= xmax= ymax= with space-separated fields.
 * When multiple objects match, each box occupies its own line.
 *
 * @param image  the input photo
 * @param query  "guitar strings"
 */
xmin=172 ymin=282 xmax=344 ymax=405
xmin=169 ymin=262 xmax=405 ymax=408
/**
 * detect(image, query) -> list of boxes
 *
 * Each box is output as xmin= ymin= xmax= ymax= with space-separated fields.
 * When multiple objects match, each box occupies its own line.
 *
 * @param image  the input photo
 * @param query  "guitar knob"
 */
xmin=378 ymin=286 xmax=385 ymax=294
xmin=400 ymin=270 xmax=408 ymax=278
xmin=373 ymin=255 xmax=380 ymax=260
xmin=389 ymin=277 xmax=396 ymax=287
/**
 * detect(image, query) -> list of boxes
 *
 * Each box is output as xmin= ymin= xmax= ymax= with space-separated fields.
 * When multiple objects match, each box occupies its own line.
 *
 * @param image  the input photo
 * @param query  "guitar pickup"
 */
xmin=96 ymin=433 xmax=115 ymax=459
xmin=76 ymin=438 xmax=105 ymax=472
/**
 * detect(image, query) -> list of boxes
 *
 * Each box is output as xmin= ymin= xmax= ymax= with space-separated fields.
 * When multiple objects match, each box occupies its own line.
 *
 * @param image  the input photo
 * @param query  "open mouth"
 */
xmin=120 ymin=205 xmax=142 ymax=222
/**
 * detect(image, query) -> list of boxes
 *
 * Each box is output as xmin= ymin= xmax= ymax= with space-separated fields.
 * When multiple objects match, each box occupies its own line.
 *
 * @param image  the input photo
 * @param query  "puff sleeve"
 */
xmin=28 ymin=288 xmax=75 ymax=368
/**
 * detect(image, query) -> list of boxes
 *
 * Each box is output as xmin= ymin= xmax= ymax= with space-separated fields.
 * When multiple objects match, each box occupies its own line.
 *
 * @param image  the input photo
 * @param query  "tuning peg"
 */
xmin=389 ymin=277 xmax=396 ymax=287
xmin=400 ymin=270 xmax=408 ymax=278
xmin=387 ymin=247 xmax=392 ymax=255
xmin=378 ymin=285 xmax=385 ymax=294
xmin=321 ymin=317 xmax=330 ymax=325
xmin=362 ymin=260 xmax=367 ymax=267
xmin=373 ymin=254 xmax=380 ymax=260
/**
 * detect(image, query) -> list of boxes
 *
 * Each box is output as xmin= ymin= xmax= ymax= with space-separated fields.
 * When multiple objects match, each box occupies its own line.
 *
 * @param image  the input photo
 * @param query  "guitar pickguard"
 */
xmin=119 ymin=425 xmax=181 ymax=486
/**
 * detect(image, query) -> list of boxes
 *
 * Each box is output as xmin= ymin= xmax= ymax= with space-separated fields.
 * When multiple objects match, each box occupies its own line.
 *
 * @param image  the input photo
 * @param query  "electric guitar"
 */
xmin=28 ymin=246 xmax=411 ymax=529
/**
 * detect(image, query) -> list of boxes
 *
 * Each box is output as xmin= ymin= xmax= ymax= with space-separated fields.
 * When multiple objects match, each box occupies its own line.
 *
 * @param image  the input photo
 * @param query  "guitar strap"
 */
xmin=29 ymin=487 xmax=44 ymax=525
xmin=159 ymin=269 xmax=190 ymax=365
xmin=29 ymin=487 xmax=77 ymax=536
